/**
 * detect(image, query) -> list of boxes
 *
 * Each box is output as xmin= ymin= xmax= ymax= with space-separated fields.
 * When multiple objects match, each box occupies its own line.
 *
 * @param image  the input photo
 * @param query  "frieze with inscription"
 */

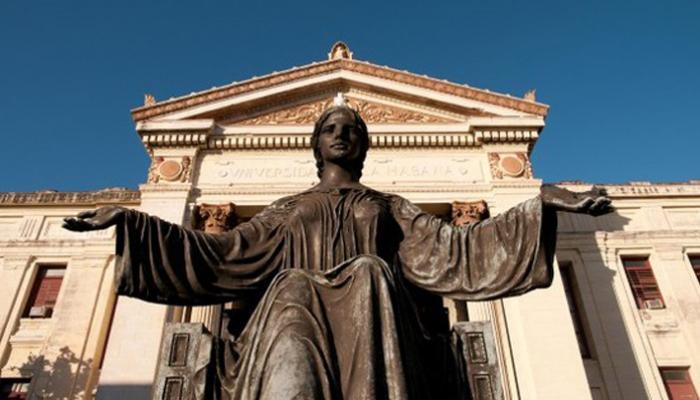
xmin=200 ymin=154 xmax=485 ymax=185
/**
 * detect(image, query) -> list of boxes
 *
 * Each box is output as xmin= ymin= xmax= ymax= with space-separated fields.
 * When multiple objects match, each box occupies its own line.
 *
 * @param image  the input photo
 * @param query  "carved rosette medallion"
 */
xmin=192 ymin=203 xmax=237 ymax=234
xmin=147 ymin=156 xmax=193 ymax=183
xmin=488 ymin=153 xmax=533 ymax=180
xmin=451 ymin=200 xmax=490 ymax=227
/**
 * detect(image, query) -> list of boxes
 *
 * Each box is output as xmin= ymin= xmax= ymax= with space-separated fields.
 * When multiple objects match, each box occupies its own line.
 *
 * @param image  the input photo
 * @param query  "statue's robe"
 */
xmin=115 ymin=187 xmax=557 ymax=400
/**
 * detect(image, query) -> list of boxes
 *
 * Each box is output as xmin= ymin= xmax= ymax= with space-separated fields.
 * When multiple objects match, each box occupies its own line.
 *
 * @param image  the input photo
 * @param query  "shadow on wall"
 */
xmin=560 ymin=210 xmax=651 ymax=399
xmin=12 ymin=346 xmax=93 ymax=399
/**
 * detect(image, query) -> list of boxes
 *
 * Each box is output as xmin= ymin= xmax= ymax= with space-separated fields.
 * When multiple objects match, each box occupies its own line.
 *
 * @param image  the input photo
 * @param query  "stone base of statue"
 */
xmin=153 ymin=323 xmax=216 ymax=400
xmin=153 ymin=321 xmax=504 ymax=400
xmin=452 ymin=321 xmax=504 ymax=400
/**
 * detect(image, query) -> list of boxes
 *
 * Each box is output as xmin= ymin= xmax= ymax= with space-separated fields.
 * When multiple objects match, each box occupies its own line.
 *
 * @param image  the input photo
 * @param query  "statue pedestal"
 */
xmin=452 ymin=321 xmax=505 ymax=400
xmin=153 ymin=323 xmax=215 ymax=400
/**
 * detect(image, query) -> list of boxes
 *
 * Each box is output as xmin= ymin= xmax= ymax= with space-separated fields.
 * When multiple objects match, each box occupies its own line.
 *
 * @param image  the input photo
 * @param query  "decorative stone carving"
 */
xmin=181 ymin=156 xmax=192 ymax=183
xmin=0 ymin=189 xmax=140 ymax=205
xmin=452 ymin=200 xmax=490 ymax=226
xmin=488 ymin=153 xmax=533 ymax=180
xmin=191 ymin=203 xmax=237 ymax=234
xmin=235 ymin=97 xmax=453 ymax=125
xmin=148 ymin=156 xmax=193 ymax=183
xmin=147 ymin=157 xmax=163 ymax=183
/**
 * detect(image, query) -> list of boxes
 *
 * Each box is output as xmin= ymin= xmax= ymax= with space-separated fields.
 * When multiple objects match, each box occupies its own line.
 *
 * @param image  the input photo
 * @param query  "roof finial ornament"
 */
xmin=328 ymin=41 xmax=353 ymax=60
xmin=333 ymin=92 xmax=349 ymax=107
xmin=144 ymin=93 xmax=156 ymax=106
xmin=523 ymin=89 xmax=536 ymax=102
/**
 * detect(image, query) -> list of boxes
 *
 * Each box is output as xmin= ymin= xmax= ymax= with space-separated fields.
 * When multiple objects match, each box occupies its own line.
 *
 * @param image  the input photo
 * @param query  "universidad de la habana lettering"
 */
xmin=1 ymin=43 xmax=699 ymax=400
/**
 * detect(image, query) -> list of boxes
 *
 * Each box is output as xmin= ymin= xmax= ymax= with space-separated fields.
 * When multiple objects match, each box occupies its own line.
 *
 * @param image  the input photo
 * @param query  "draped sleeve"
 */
xmin=115 ymin=199 xmax=290 ymax=306
xmin=392 ymin=195 xmax=557 ymax=301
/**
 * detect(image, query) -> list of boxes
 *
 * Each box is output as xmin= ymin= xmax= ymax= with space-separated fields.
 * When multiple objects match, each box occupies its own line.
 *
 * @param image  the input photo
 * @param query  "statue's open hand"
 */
xmin=541 ymin=185 xmax=614 ymax=217
xmin=62 ymin=206 xmax=127 ymax=232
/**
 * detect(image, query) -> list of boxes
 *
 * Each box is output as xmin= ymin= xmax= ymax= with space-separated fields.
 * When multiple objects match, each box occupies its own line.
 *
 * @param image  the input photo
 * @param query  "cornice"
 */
xmin=131 ymin=59 xmax=549 ymax=121
xmin=0 ymin=189 xmax=140 ymax=206
xmin=558 ymin=230 xmax=700 ymax=243
xmin=139 ymin=127 xmax=542 ymax=150
xmin=555 ymin=181 xmax=700 ymax=198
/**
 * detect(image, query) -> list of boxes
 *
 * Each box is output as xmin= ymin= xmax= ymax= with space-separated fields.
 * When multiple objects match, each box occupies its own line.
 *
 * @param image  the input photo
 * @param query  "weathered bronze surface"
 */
xmin=64 ymin=103 xmax=612 ymax=400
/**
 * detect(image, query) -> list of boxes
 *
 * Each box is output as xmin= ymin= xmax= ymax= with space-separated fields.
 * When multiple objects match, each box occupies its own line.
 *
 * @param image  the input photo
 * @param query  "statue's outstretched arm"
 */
xmin=540 ymin=184 xmax=613 ymax=216
xmin=62 ymin=205 xmax=127 ymax=232
xmin=63 ymin=206 xmax=284 ymax=305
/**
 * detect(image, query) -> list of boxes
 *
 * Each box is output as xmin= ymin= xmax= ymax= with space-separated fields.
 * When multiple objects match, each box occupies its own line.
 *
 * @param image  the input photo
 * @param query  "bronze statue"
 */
xmin=63 ymin=103 xmax=612 ymax=400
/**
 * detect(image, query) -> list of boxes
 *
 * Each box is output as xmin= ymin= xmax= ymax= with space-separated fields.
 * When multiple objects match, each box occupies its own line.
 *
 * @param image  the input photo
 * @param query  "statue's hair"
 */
xmin=311 ymin=106 xmax=370 ymax=179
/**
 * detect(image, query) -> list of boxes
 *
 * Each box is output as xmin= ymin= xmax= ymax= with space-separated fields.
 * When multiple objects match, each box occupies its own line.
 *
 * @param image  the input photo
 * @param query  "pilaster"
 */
xmin=0 ymin=256 xmax=33 ymax=370
xmin=97 ymin=146 xmax=200 ymax=400
xmin=29 ymin=255 xmax=111 ymax=400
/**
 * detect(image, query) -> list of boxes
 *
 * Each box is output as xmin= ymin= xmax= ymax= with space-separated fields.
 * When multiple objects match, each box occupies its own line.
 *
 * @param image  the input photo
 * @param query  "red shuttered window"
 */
xmin=660 ymin=368 xmax=699 ymax=400
xmin=22 ymin=265 xmax=66 ymax=318
xmin=621 ymin=257 xmax=664 ymax=310
xmin=689 ymin=255 xmax=700 ymax=284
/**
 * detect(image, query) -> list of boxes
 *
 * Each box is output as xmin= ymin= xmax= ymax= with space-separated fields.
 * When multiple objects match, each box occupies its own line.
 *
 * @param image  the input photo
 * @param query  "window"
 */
xmin=689 ymin=255 xmax=700 ymax=285
xmin=22 ymin=265 xmax=66 ymax=318
xmin=559 ymin=262 xmax=592 ymax=358
xmin=660 ymin=368 xmax=699 ymax=400
xmin=0 ymin=378 xmax=30 ymax=400
xmin=621 ymin=257 xmax=665 ymax=309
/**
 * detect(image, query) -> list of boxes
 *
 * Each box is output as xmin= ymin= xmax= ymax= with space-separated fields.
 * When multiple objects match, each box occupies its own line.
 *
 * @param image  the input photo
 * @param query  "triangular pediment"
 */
xmin=132 ymin=52 xmax=548 ymax=124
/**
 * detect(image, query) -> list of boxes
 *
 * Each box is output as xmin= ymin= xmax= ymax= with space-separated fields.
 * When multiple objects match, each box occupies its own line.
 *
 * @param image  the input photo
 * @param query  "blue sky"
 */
xmin=1 ymin=1 xmax=698 ymax=191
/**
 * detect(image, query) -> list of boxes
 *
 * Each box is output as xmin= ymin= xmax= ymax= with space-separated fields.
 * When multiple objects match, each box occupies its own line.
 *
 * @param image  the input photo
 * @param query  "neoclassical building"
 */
xmin=1 ymin=43 xmax=699 ymax=400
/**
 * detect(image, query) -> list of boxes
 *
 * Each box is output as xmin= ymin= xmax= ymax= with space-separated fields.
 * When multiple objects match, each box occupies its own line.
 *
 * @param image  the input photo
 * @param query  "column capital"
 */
xmin=192 ymin=203 xmax=237 ymax=234
xmin=451 ymin=200 xmax=489 ymax=226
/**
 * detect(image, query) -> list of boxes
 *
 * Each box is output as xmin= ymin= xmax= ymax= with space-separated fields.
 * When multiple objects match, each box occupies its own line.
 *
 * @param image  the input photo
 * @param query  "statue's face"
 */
xmin=317 ymin=110 xmax=363 ymax=164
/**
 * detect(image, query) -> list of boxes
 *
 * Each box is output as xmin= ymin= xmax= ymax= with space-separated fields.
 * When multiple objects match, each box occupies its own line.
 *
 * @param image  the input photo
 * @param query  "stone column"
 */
xmin=186 ymin=203 xmax=237 ymax=336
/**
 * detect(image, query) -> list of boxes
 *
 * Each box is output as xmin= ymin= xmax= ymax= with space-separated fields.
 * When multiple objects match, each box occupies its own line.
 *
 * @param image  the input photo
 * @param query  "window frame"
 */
xmin=620 ymin=255 xmax=665 ymax=310
xmin=21 ymin=263 xmax=67 ymax=319
xmin=659 ymin=367 xmax=699 ymax=400
xmin=688 ymin=254 xmax=700 ymax=285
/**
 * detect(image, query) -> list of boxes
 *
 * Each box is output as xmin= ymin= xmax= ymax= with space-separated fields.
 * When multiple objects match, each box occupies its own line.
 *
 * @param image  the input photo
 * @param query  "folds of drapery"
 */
xmin=394 ymin=196 xmax=557 ymax=301
xmin=115 ymin=193 xmax=556 ymax=305
xmin=115 ymin=204 xmax=286 ymax=305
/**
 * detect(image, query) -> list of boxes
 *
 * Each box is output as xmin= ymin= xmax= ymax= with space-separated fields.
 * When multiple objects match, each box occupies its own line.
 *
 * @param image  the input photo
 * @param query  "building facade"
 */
xmin=1 ymin=44 xmax=699 ymax=399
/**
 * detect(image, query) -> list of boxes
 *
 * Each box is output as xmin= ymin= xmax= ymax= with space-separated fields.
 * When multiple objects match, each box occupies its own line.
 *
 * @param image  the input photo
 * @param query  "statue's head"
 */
xmin=311 ymin=102 xmax=369 ymax=179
